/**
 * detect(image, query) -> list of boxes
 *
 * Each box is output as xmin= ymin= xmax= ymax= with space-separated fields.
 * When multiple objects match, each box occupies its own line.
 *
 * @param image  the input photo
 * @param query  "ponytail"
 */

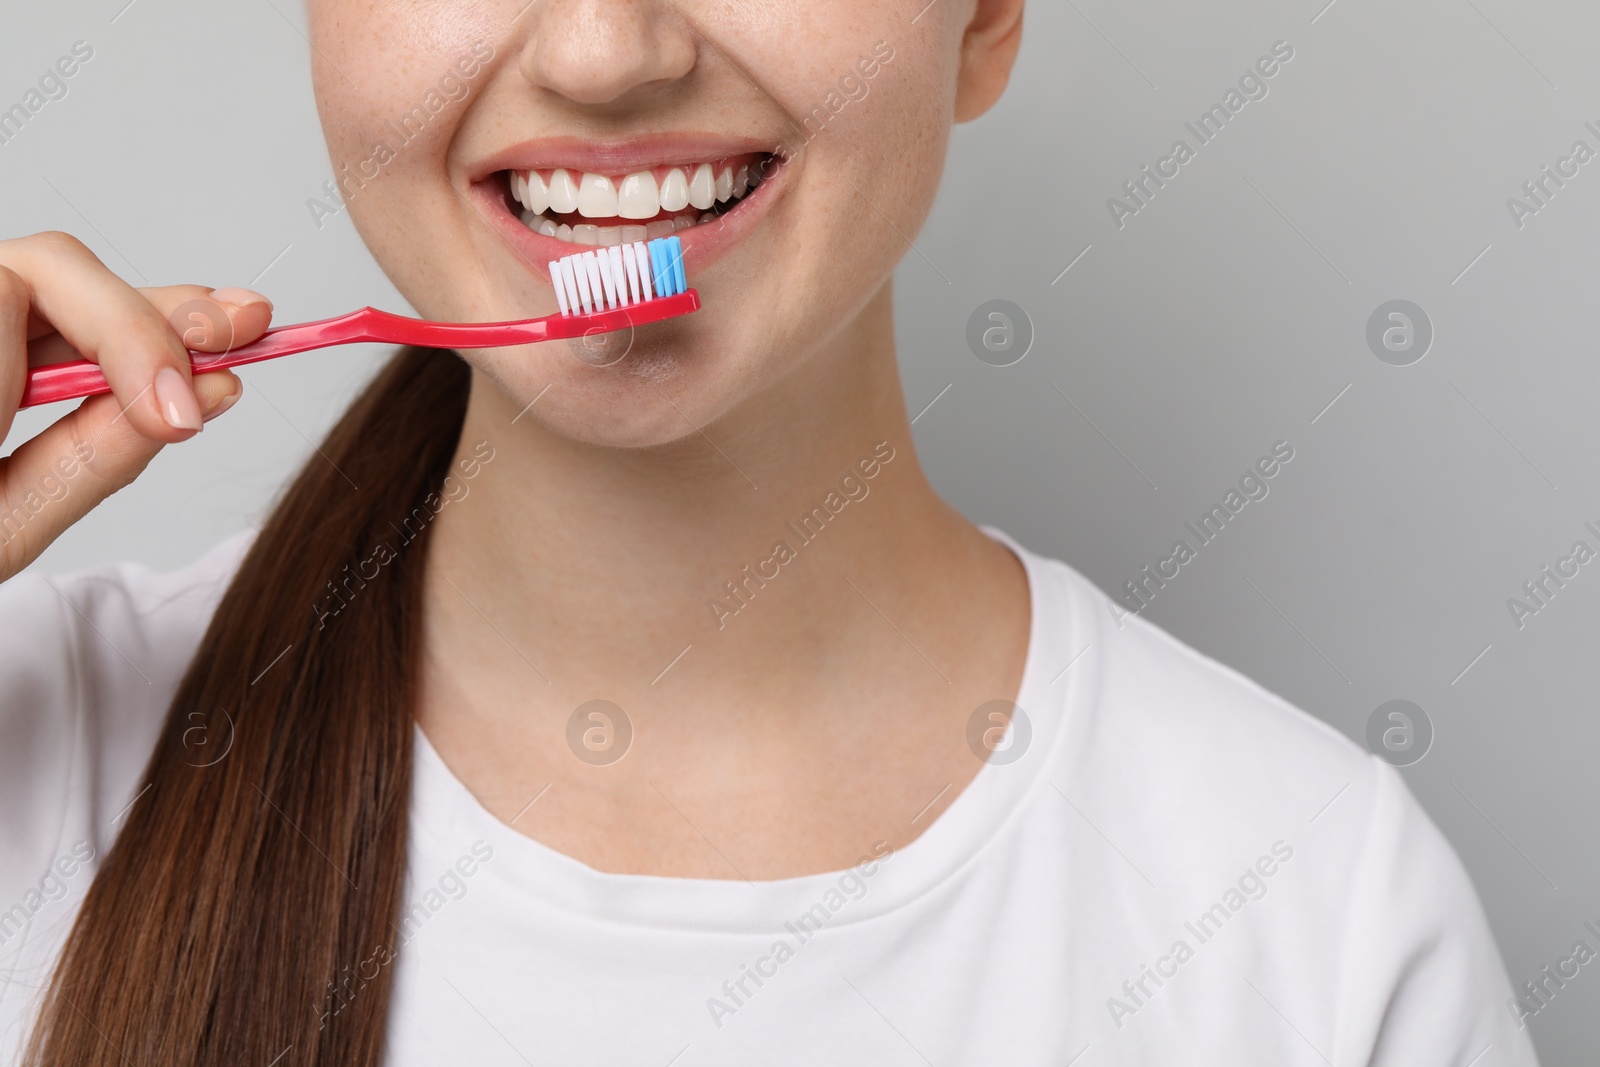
xmin=26 ymin=346 xmax=471 ymax=1067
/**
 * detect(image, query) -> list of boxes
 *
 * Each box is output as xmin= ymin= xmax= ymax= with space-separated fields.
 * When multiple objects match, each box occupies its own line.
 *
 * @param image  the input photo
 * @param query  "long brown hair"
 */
xmin=25 ymin=346 xmax=471 ymax=1066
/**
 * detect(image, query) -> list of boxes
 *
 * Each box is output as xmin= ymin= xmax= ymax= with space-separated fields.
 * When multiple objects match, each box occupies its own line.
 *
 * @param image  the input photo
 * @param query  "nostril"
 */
xmin=516 ymin=6 xmax=697 ymax=107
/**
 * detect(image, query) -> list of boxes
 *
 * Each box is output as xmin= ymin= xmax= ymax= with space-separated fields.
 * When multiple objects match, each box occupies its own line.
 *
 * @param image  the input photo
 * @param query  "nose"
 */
xmin=518 ymin=0 xmax=698 ymax=107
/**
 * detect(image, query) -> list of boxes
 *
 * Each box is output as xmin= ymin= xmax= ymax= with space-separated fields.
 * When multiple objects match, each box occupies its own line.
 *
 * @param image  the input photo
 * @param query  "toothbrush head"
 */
xmin=548 ymin=235 xmax=688 ymax=318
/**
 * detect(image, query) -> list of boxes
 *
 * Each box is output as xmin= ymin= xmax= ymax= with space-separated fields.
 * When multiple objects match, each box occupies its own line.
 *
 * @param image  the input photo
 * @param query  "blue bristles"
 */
xmin=649 ymin=235 xmax=685 ymax=298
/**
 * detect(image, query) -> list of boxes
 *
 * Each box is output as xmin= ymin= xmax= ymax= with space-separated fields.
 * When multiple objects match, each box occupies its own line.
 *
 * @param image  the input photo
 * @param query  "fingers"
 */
xmin=0 ymin=375 xmax=239 ymax=578
xmin=0 ymin=265 xmax=29 ymax=446
xmin=138 ymin=283 xmax=275 ymax=354
xmin=0 ymin=232 xmax=269 ymax=444
xmin=1 ymin=231 xmax=192 ymax=442
xmin=193 ymin=369 xmax=244 ymax=424
xmin=0 ymin=392 xmax=159 ymax=578
xmin=0 ymin=232 xmax=260 ymax=581
xmin=20 ymin=284 xmax=275 ymax=386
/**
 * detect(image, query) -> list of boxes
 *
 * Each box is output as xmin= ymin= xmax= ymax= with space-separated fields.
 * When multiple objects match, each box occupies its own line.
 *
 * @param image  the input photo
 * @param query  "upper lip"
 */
xmin=469 ymin=133 xmax=778 ymax=181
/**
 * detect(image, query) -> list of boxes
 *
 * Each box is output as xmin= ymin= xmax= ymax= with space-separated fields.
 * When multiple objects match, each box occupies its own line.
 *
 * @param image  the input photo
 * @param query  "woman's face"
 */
xmin=307 ymin=0 xmax=984 ymax=448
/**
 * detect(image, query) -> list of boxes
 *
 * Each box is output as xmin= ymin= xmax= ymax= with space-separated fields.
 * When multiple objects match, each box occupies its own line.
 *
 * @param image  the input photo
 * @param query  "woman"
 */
xmin=0 ymin=1 xmax=1538 ymax=1064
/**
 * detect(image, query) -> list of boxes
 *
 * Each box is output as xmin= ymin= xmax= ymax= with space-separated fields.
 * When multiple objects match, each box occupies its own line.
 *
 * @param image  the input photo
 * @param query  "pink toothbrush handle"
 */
xmin=19 ymin=291 xmax=700 ymax=410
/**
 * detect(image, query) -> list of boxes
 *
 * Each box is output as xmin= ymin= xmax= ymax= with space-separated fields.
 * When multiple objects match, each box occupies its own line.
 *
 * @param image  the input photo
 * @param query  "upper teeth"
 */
xmin=512 ymin=162 xmax=756 ymax=221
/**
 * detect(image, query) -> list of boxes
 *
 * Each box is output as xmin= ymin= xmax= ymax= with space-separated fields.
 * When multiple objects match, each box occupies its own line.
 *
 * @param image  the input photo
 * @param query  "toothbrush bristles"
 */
xmin=549 ymin=235 xmax=685 ymax=317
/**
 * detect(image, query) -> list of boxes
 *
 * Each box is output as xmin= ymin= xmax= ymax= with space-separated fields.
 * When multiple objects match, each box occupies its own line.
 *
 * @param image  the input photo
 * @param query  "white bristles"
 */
xmin=549 ymin=261 xmax=569 ymax=316
xmin=582 ymin=253 xmax=606 ymax=311
xmin=607 ymin=246 xmax=628 ymax=306
xmin=597 ymin=249 xmax=619 ymax=309
xmin=549 ymin=237 xmax=682 ymax=316
xmin=559 ymin=259 xmax=581 ymax=315
xmin=621 ymin=243 xmax=642 ymax=305
xmin=633 ymin=241 xmax=654 ymax=301
xmin=571 ymin=254 xmax=594 ymax=313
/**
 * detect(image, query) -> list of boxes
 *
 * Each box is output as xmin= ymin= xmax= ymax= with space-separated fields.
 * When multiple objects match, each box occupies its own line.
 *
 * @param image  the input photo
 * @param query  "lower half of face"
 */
xmin=309 ymin=0 xmax=956 ymax=447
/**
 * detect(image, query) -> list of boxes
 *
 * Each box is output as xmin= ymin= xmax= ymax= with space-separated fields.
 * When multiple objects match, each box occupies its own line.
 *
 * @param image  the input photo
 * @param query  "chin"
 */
xmin=457 ymin=303 xmax=779 ymax=451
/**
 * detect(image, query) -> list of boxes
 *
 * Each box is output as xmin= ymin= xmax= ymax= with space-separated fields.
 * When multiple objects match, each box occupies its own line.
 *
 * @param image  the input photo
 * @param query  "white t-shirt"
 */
xmin=0 ymin=528 xmax=1539 ymax=1066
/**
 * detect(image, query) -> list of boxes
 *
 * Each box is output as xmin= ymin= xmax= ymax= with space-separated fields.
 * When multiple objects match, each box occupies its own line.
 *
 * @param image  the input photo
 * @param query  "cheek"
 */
xmin=691 ymin=0 xmax=951 ymax=143
xmin=684 ymin=2 xmax=947 ymax=303
xmin=308 ymin=1 xmax=509 ymax=307
xmin=308 ymin=1 xmax=501 ymax=165
xmin=835 ymin=41 xmax=952 ymax=221
xmin=781 ymin=36 xmax=954 ymax=323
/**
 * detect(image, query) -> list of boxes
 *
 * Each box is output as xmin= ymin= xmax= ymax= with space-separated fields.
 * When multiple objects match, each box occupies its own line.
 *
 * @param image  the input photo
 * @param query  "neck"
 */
xmin=422 ymin=283 xmax=1006 ymax=714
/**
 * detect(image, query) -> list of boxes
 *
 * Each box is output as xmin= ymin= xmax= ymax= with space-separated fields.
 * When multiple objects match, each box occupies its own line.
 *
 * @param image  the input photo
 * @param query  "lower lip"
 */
xmin=470 ymin=162 xmax=785 ymax=288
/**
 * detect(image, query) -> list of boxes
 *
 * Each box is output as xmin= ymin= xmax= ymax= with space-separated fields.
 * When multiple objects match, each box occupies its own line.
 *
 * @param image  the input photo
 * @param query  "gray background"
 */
xmin=4 ymin=0 xmax=1597 ymax=1061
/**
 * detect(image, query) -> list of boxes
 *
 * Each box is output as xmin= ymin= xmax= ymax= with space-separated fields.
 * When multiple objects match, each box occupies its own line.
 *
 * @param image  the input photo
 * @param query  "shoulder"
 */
xmin=0 ymin=531 xmax=255 ymax=860
xmin=1011 ymin=538 xmax=1534 ymax=1062
xmin=1022 ymin=543 xmax=1381 ymax=910
xmin=1008 ymin=536 xmax=1371 ymax=835
xmin=1023 ymin=539 xmax=1406 ymax=876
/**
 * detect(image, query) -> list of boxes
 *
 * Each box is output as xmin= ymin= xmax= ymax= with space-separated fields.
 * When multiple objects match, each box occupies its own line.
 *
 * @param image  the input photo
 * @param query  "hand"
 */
xmin=0 ymin=230 xmax=274 ymax=580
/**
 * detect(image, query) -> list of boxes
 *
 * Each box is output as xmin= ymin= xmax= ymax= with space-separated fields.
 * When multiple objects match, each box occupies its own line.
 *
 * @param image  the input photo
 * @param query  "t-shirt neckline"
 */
xmin=410 ymin=525 xmax=1093 ymax=934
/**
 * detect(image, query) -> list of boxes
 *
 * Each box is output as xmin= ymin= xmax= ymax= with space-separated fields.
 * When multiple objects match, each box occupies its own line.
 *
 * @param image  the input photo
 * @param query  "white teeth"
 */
xmin=519 ymin=159 xmax=758 ymax=218
xmin=547 ymin=169 xmax=579 ymax=214
xmin=523 ymin=170 xmax=549 ymax=214
xmin=658 ymin=168 xmax=690 ymax=213
xmin=616 ymin=171 xmax=660 ymax=220
xmin=515 ymin=157 xmax=762 ymax=245
xmin=688 ymin=163 xmax=716 ymax=210
xmin=577 ymin=173 xmax=619 ymax=218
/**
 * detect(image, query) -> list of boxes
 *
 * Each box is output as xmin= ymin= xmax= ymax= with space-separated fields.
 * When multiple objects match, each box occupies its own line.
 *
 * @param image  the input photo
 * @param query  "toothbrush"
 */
xmin=20 ymin=236 xmax=697 ymax=410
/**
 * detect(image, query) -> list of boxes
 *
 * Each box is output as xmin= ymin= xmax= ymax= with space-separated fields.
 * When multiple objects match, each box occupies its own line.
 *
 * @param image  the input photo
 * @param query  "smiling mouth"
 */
xmin=499 ymin=153 xmax=770 ymax=247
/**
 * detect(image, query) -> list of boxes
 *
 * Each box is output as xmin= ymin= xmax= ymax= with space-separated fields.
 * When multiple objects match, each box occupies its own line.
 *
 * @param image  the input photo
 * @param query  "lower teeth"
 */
xmin=518 ymin=210 xmax=730 ymax=246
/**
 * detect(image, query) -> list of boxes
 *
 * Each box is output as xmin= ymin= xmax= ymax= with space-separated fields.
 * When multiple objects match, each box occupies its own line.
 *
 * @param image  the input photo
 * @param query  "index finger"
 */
xmin=0 ymin=232 xmax=199 ymax=441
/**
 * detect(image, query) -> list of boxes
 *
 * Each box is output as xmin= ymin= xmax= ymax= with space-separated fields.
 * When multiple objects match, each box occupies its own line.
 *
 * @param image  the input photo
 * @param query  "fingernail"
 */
xmin=202 ymin=381 xmax=243 ymax=423
xmin=155 ymin=367 xmax=203 ymax=431
xmin=208 ymin=287 xmax=273 ymax=311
